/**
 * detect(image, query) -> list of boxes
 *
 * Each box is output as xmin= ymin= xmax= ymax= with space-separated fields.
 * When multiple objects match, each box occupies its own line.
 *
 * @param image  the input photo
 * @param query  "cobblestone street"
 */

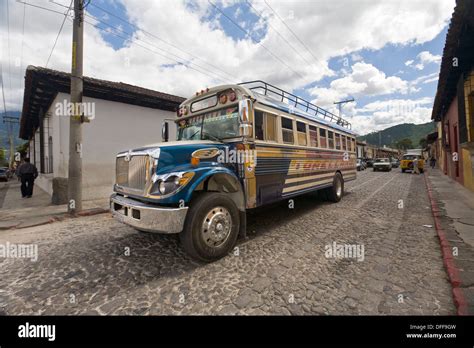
xmin=0 ymin=170 xmax=455 ymax=315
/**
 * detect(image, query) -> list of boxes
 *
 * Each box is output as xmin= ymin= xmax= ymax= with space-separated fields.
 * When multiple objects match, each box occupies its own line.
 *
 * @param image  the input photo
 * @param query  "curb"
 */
xmin=0 ymin=208 xmax=109 ymax=231
xmin=423 ymin=171 xmax=469 ymax=316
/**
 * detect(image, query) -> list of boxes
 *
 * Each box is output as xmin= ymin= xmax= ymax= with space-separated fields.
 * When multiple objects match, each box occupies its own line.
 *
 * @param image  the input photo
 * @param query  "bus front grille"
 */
xmin=116 ymin=155 xmax=149 ymax=192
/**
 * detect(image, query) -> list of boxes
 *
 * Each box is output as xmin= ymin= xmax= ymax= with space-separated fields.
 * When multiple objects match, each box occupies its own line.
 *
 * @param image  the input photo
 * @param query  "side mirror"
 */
xmin=239 ymin=123 xmax=252 ymax=137
xmin=238 ymin=99 xmax=252 ymax=123
xmin=239 ymin=99 xmax=253 ymax=138
xmin=162 ymin=122 xmax=169 ymax=142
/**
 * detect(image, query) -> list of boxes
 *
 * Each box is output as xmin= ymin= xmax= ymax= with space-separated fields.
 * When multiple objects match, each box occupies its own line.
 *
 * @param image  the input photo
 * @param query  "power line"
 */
xmin=18 ymin=1 xmax=233 ymax=84
xmin=50 ymin=0 xmax=237 ymax=83
xmin=6 ymin=0 xmax=12 ymax=111
xmin=208 ymin=0 xmax=305 ymax=80
xmin=81 ymin=14 xmax=232 ymax=84
xmin=80 ymin=17 xmax=230 ymax=84
xmin=46 ymin=0 xmax=74 ymax=68
xmin=77 ymin=1 xmax=240 ymax=82
xmin=1 ymin=63 xmax=8 ymax=118
xmin=18 ymin=0 xmax=26 ymax=110
xmin=245 ymin=0 xmax=315 ymax=69
xmin=263 ymin=0 xmax=332 ymax=78
xmin=16 ymin=1 xmax=71 ymax=17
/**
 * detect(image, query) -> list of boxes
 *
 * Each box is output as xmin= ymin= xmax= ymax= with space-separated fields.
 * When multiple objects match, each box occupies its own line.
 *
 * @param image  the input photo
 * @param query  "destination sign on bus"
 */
xmin=191 ymin=95 xmax=218 ymax=112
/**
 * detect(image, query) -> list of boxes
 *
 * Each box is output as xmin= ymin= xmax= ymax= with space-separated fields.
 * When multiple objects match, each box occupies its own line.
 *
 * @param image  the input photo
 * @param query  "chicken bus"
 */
xmin=110 ymin=81 xmax=357 ymax=261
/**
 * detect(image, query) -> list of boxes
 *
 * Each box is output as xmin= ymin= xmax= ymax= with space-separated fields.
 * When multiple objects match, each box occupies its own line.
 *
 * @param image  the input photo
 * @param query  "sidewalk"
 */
xmin=0 ymin=181 xmax=109 ymax=230
xmin=425 ymin=168 xmax=474 ymax=315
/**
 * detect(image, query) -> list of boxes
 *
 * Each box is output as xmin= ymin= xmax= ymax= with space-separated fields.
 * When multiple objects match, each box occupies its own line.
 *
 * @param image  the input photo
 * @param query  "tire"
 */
xmin=180 ymin=192 xmax=240 ymax=262
xmin=420 ymin=169 xmax=424 ymax=174
xmin=373 ymin=168 xmax=377 ymax=172
xmin=323 ymin=172 xmax=344 ymax=203
xmin=401 ymin=169 xmax=405 ymax=173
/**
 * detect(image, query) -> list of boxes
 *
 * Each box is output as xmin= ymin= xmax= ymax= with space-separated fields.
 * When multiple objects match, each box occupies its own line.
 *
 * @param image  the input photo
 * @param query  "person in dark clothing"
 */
xmin=430 ymin=156 xmax=436 ymax=169
xmin=16 ymin=158 xmax=38 ymax=198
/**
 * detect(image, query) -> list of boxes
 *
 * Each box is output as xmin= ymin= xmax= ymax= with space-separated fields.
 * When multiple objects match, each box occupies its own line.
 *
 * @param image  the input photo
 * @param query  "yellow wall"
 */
xmin=462 ymin=148 xmax=474 ymax=191
xmin=462 ymin=69 xmax=474 ymax=192
xmin=436 ymin=122 xmax=445 ymax=172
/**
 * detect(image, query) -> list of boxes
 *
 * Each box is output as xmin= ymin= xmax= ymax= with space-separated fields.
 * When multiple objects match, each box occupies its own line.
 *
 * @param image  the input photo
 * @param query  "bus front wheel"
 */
xmin=180 ymin=192 xmax=240 ymax=263
xmin=324 ymin=173 xmax=344 ymax=203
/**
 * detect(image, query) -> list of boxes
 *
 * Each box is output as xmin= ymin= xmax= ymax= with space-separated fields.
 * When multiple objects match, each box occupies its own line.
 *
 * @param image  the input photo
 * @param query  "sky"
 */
xmin=0 ymin=0 xmax=455 ymax=135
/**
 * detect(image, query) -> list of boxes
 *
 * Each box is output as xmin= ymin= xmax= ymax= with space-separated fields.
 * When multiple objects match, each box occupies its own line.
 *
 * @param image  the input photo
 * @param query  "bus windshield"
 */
xmin=177 ymin=106 xmax=240 ymax=141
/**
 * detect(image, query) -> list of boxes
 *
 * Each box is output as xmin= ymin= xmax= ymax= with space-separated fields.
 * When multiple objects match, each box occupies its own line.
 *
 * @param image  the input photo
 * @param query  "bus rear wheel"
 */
xmin=180 ymin=192 xmax=240 ymax=263
xmin=323 ymin=172 xmax=344 ymax=203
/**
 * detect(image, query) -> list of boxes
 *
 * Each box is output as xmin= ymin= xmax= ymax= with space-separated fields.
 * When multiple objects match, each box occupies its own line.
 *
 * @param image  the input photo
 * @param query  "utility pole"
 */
xmin=2 ymin=116 xmax=19 ymax=167
xmin=68 ymin=0 xmax=84 ymax=214
xmin=333 ymin=98 xmax=355 ymax=120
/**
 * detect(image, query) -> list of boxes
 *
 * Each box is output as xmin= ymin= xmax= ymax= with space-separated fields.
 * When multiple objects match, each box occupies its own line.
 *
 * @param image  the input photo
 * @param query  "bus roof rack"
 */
xmin=239 ymin=80 xmax=352 ymax=130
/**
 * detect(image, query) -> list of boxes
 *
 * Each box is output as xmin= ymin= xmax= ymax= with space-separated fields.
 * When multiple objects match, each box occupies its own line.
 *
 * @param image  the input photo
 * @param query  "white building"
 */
xmin=19 ymin=66 xmax=184 ymax=203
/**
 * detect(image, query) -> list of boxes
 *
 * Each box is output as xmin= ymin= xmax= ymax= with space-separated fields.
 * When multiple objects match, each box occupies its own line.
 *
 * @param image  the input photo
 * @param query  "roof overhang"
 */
xmin=19 ymin=66 xmax=185 ymax=140
xmin=431 ymin=0 xmax=474 ymax=122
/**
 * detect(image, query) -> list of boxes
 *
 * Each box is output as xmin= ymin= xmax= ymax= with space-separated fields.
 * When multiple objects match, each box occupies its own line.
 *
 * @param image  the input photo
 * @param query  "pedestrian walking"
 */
xmin=430 ymin=156 xmax=436 ymax=169
xmin=16 ymin=158 xmax=38 ymax=198
xmin=412 ymin=157 xmax=419 ymax=175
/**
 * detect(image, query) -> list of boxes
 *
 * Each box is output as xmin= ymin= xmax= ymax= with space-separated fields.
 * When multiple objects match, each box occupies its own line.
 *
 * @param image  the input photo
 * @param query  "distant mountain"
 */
xmin=358 ymin=122 xmax=436 ymax=148
xmin=0 ymin=111 xmax=26 ymax=159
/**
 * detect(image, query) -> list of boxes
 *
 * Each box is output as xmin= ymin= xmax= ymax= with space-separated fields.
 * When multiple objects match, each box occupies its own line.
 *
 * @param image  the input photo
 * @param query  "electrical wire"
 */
xmin=245 ymin=0 xmax=314 ymax=69
xmin=46 ymin=0 xmax=74 ymax=68
xmin=83 ymin=2 xmax=239 ymax=82
xmin=83 ymin=14 xmax=233 ymax=84
xmin=263 ymin=0 xmax=332 ymax=77
xmin=81 ymin=17 xmax=230 ymax=84
xmin=208 ymin=0 xmax=305 ymax=80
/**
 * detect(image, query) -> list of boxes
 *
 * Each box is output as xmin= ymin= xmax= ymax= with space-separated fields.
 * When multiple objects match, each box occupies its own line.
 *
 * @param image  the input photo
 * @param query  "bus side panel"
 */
xmin=254 ymin=144 xmax=356 ymax=206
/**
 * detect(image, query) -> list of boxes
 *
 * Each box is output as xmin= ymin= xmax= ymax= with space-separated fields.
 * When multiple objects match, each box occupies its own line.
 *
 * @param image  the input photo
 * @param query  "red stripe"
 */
xmin=423 ymin=172 xmax=468 ymax=315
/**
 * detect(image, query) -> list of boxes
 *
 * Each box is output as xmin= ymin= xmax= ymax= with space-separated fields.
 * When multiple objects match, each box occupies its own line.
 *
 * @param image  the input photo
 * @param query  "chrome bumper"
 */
xmin=110 ymin=193 xmax=188 ymax=234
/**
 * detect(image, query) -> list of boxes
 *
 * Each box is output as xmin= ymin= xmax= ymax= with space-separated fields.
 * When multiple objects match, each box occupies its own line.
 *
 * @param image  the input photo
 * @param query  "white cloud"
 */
xmin=351 ymin=97 xmax=434 ymax=134
xmin=406 ymin=50 xmax=442 ymax=70
xmin=0 ymin=0 xmax=456 ymax=112
xmin=309 ymin=62 xmax=408 ymax=107
xmin=418 ymin=51 xmax=442 ymax=64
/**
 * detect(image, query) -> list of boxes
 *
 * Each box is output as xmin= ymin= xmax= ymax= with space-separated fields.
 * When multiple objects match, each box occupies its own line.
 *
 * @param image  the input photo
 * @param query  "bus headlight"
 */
xmin=151 ymin=172 xmax=194 ymax=196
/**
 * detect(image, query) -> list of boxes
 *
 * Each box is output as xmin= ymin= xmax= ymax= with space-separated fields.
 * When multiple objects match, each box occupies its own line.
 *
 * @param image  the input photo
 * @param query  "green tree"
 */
xmin=16 ymin=142 xmax=29 ymax=159
xmin=419 ymin=138 xmax=428 ymax=149
xmin=0 ymin=147 xmax=7 ymax=167
xmin=395 ymin=138 xmax=413 ymax=150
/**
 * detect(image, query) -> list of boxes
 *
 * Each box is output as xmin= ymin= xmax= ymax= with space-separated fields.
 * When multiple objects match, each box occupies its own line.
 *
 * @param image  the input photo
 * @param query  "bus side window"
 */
xmin=319 ymin=128 xmax=327 ymax=148
xmin=265 ymin=113 xmax=277 ymax=142
xmin=328 ymin=131 xmax=334 ymax=149
xmin=309 ymin=125 xmax=318 ymax=147
xmin=281 ymin=117 xmax=294 ymax=144
xmin=352 ymin=138 xmax=356 ymax=152
xmin=296 ymin=121 xmax=307 ymax=146
xmin=335 ymin=133 xmax=341 ymax=150
xmin=342 ymin=135 xmax=347 ymax=151
xmin=254 ymin=110 xmax=264 ymax=140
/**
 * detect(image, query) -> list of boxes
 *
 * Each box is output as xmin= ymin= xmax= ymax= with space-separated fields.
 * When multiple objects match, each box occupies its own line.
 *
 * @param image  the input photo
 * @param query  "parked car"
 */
xmin=391 ymin=159 xmax=400 ymax=168
xmin=365 ymin=158 xmax=374 ymax=168
xmin=0 ymin=168 xmax=9 ymax=182
xmin=373 ymin=158 xmax=392 ymax=172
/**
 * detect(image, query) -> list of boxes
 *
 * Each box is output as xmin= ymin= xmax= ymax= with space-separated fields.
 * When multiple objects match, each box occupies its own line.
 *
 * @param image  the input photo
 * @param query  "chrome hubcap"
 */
xmin=336 ymin=179 xmax=342 ymax=197
xmin=201 ymin=206 xmax=232 ymax=247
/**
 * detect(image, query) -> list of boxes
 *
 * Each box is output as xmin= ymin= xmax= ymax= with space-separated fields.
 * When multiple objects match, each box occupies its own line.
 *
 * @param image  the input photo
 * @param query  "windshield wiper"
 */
xmin=189 ymin=129 xmax=201 ymax=139
xmin=202 ymin=131 xmax=222 ymax=142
